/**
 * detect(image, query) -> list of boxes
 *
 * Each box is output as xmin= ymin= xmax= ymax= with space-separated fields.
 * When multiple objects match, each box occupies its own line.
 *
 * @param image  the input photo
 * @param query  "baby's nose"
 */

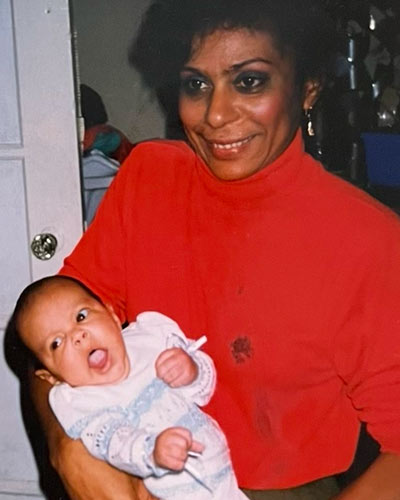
xmin=73 ymin=330 xmax=88 ymax=346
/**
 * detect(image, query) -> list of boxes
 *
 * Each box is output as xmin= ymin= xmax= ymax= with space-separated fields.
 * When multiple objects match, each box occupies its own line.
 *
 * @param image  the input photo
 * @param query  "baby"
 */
xmin=14 ymin=276 xmax=247 ymax=500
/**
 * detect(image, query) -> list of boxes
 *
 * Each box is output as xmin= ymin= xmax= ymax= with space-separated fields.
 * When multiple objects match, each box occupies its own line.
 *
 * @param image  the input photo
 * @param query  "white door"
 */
xmin=0 ymin=0 xmax=82 ymax=498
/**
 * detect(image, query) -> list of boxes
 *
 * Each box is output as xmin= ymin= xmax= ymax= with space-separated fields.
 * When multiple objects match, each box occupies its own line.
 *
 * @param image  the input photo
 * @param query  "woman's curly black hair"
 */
xmin=130 ymin=0 xmax=338 ymax=97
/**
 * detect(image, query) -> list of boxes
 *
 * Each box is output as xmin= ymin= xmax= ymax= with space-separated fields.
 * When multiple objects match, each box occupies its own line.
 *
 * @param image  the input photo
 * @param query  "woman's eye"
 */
xmin=180 ymin=76 xmax=209 ymax=96
xmin=235 ymin=73 xmax=268 ymax=92
xmin=51 ymin=337 xmax=62 ymax=350
xmin=76 ymin=308 xmax=88 ymax=322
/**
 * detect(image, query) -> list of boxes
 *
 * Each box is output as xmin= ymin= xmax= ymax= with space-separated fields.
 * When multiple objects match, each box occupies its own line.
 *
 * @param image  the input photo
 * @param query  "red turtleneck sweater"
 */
xmin=61 ymin=130 xmax=400 ymax=488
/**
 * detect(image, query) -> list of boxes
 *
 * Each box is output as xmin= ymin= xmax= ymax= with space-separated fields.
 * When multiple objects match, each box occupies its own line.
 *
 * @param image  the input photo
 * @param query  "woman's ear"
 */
xmin=35 ymin=368 xmax=60 ymax=386
xmin=303 ymin=79 xmax=322 ymax=111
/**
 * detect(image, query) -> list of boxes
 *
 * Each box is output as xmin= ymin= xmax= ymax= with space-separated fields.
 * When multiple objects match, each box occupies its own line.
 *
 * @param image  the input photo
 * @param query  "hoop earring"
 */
xmin=306 ymin=107 xmax=315 ymax=137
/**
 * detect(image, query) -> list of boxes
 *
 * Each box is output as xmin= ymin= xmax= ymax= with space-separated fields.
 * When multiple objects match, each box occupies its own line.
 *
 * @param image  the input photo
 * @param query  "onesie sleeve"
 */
xmin=177 ymin=346 xmax=216 ymax=407
xmin=50 ymin=383 xmax=168 ymax=478
xmin=80 ymin=416 xmax=168 ymax=478
xmin=105 ymin=425 xmax=168 ymax=478
xmin=163 ymin=323 xmax=217 ymax=406
xmin=136 ymin=311 xmax=217 ymax=406
xmin=333 ymin=217 xmax=400 ymax=455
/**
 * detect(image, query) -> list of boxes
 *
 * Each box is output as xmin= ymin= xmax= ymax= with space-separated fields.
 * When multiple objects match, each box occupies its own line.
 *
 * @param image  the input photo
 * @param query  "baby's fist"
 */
xmin=153 ymin=427 xmax=204 ymax=471
xmin=155 ymin=348 xmax=198 ymax=387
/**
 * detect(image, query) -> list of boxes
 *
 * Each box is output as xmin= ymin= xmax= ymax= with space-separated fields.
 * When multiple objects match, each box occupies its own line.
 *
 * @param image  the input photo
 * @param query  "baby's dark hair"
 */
xmin=10 ymin=276 xmax=101 ymax=372
xmin=130 ymin=0 xmax=338 ymax=96
xmin=13 ymin=275 xmax=100 ymax=341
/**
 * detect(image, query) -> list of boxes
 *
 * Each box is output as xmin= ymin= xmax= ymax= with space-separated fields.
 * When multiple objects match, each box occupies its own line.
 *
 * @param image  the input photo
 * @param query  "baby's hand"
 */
xmin=155 ymin=347 xmax=198 ymax=387
xmin=153 ymin=427 xmax=204 ymax=471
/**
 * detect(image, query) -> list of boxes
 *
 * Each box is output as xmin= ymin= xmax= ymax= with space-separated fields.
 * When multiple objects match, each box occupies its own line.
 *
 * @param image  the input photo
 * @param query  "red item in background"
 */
xmin=83 ymin=123 xmax=134 ymax=164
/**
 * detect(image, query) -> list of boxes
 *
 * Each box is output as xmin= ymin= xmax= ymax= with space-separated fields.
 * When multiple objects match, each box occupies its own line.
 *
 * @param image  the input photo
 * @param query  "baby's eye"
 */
xmin=51 ymin=337 xmax=62 ymax=351
xmin=76 ymin=308 xmax=88 ymax=322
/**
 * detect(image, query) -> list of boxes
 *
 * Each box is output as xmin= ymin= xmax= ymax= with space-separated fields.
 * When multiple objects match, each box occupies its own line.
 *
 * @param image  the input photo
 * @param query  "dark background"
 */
xmin=308 ymin=0 xmax=400 ymax=212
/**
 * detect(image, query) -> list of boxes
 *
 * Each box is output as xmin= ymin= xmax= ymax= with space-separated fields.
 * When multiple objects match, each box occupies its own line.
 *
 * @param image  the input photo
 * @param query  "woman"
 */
xmin=31 ymin=0 xmax=400 ymax=498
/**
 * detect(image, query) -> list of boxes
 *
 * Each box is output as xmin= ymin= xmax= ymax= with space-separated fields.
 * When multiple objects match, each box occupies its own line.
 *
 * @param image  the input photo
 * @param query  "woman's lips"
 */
xmin=211 ymin=136 xmax=253 ymax=150
xmin=206 ymin=135 xmax=254 ymax=159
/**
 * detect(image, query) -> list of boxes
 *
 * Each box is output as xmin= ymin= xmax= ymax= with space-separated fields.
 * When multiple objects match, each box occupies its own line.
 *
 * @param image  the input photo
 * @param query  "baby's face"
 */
xmin=20 ymin=280 xmax=130 ymax=387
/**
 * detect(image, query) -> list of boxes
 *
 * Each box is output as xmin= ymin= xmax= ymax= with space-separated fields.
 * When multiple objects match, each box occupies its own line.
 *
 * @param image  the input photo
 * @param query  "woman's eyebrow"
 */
xmin=181 ymin=57 xmax=272 ymax=75
xmin=230 ymin=58 xmax=273 ymax=71
xmin=180 ymin=66 xmax=203 ymax=74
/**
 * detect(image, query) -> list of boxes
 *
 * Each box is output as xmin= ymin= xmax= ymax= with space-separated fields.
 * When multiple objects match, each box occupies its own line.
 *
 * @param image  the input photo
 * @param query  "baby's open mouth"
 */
xmin=88 ymin=349 xmax=108 ymax=369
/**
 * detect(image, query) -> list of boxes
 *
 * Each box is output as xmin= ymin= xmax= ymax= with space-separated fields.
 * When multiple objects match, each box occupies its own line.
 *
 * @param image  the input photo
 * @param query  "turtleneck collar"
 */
xmin=193 ymin=128 xmax=306 ymax=205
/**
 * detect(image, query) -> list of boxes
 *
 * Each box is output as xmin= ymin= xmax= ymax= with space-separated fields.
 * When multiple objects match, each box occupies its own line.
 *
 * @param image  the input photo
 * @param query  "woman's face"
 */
xmin=179 ymin=29 xmax=316 ymax=181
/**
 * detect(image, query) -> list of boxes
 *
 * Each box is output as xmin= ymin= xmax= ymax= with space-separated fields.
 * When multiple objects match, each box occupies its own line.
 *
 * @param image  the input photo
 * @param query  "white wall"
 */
xmin=71 ymin=0 xmax=165 ymax=143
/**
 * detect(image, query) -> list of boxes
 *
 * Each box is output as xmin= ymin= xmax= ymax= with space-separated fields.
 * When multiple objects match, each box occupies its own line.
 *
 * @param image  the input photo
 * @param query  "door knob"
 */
xmin=31 ymin=233 xmax=58 ymax=260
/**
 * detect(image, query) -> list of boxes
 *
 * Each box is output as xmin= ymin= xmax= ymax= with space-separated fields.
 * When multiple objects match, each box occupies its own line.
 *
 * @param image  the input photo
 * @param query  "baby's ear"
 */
xmin=105 ymin=303 xmax=122 ymax=328
xmin=35 ymin=368 xmax=60 ymax=386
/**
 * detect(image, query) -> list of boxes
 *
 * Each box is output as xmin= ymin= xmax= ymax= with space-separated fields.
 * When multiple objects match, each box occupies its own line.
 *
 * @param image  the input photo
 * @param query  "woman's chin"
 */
xmin=207 ymin=161 xmax=263 ymax=181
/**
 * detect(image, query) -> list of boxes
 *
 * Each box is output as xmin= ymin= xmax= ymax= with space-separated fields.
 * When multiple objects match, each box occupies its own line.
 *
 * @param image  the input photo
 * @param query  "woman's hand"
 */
xmin=153 ymin=427 xmax=204 ymax=471
xmin=333 ymin=452 xmax=400 ymax=500
xmin=53 ymin=436 xmax=156 ymax=500
xmin=155 ymin=348 xmax=198 ymax=387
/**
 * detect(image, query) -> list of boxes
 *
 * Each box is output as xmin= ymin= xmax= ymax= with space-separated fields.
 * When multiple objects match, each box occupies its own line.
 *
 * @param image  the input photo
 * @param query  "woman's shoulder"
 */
xmin=108 ymin=139 xmax=198 ymax=206
xmin=323 ymin=169 xmax=398 ymax=225
xmin=115 ymin=138 xmax=196 ymax=184
xmin=303 ymin=157 xmax=400 ymax=246
xmin=128 ymin=138 xmax=194 ymax=162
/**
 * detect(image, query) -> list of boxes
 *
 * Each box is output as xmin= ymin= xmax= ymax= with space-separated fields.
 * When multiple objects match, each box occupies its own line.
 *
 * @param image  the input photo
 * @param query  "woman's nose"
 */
xmin=205 ymin=86 xmax=239 ymax=128
xmin=72 ymin=329 xmax=88 ymax=346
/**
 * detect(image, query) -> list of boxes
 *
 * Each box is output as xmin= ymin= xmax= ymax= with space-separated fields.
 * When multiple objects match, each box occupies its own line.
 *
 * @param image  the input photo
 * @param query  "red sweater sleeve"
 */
xmin=333 ymin=211 xmax=400 ymax=455
xmin=59 ymin=148 xmax=136 ymax=322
